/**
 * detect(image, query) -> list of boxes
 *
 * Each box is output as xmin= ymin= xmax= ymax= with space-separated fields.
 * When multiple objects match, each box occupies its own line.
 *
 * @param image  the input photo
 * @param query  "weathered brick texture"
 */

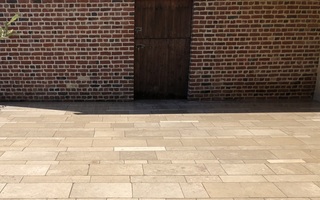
xmin=1 ymin=0 xmax=319 ymax=101
xmin=1 ymin=0 xmax=135 ymax=101
xmin=189 ymin=0 xmax=320 ymax=100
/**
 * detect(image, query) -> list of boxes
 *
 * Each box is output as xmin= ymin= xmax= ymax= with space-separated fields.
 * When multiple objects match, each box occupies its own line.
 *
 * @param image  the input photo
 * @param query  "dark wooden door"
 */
xmin=134 ymin=0 xmax=193 ymax=99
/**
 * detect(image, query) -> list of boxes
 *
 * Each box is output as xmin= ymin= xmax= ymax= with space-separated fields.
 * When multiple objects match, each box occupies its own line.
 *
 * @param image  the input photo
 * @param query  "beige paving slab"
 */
xmin=267 ymin=159 xmax=306 ymax=163
xmin=90 ymin=176 xmax=130 ymax=183
xmin=185 ymin=175 xmax=221 ymax=182
xmin=0 ymin=151 xmax=58 ymax=161
xmin=208 ymin=138 xmax=259 ymax=146
xmin=59 ymin=139 xmax=93 ymax=147
xmin=120 ymin=151 xmax=157 ymax=160
xmin=221 ymin=164 xmax=274 ymax=175
xmin=203 ymin=183 xmax=285 ymax=198
xmin=70 ymin=183 xmax=132 ymax=198
xmin=179 ymin=130 xmax=210 ymax=137
xmin=46 ymin=164 xmax=89 ymax=176
xmin=67 ymin=147 xmax=113 ymax=151
xmin=271 ymin=149 xmax=313 ymax=159
xmin=0 ymin=183 xmax=72 ymax=198
xmin=55 ymin=130 xmax=94 ymax=137
xmin=249 ymin=129 xmax=287 ymax=136
xmin=220 ymin=175 xmax=267 ymax=182
xmin=147 ymin=139 xmax=182 ymax=146
xmin=205 ymin=164 xmax=227 ymax=175
xmin=267 ymin=164 xmax=313 ymax=175
xmin=56 ymin=152 xmax=119 ymax=161
xmin=133 ymin=183 xmax=184 ymax=198
xmin=131 ymin=176 xmax=186 ymax=183
xmin=275 ymin=182 xmax=320 ymax=197
xmin=111 ymin=123 xmax=134 ymax=128
xmin=89 ymin=164 xmax=143 ymax=175
xmin=180 ymin=183 xmax=209 ymax=198
xmin=125 ymin=130 xmax=180 ymax=137
xmin=26 ymin=161 xmax=59 ymax=165
xmin=143 ymin=164 xmax=209 ymax=175
xmin=94 ymin=130 xmax=124 ymax=137
xmin=114 ymin=147 xmax=165 ymax=151
xmin=254 ymin=137 xmax=304 ymax=146
xmin=29 ymin=139 xmax=60 ymax=147
xmin=304 ymin=164 xmax=320 ymax=174
xmin=181 ymin=139 xmax=211 ymax=146
xmin=157 ymin=151 xmax=215 ymax=160
xmin=0 ymin=165 xmax=49 ymax=175
xmin=265 ymin=175 xmax=320 ymax=182
xmin=93 ymin=139 xmax=147 ymax=147
xmin=212 ymin=150 xmax=277 ymax=160
xmin=22 ymin=176 xmax=90 ymax=183
xmin=0 ymin=175 xmax=23 ymax=183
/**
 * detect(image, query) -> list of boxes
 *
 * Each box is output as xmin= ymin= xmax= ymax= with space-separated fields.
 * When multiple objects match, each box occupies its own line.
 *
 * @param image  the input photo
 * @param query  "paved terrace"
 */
xmin=0 ymin=100 xmax=320 ymax=199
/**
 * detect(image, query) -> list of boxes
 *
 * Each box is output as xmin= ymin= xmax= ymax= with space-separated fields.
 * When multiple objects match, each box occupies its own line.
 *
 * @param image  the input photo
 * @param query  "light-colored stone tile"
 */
xmin=203 ymin=183 xmax=285 ymax=198
xmin=212 ymin=150 xmax=276 ymax=160
xmin=249 ymin=129 xmax=287 ymax=136
xmin=0 ymin=183 xmax=72 ymax=198
xmin=24 ymin=147 xmax=67 ymax=152
xmin=185 ymin=175 xmax=221 ymax=182
xmin=0 ymin=165 xmax=49 ymax=175
xmin=275 ymin=182 xmax=320 ymax=197
xmin=220 ymin=175 xmax=267 ymax=182
xmin=147 ymin=139 xmax=182 ymax=147
xmin=254 ymin=137 xmax=304 ymax=146
xmin=265 ymin=175 xmax=320 ymax=182
xmin=55 ymin=130 xmax=94 ymax=137
xmin=0 ymin=183 xmax=5 ymax=191
xmin=46 ymin=164 xmax=89 ymax=176
xmin=267 ymin=164 xmax=312 ymax=175
xmin=222 ymin=164 xmax=274 ymax=175
xmin=143 ymin=164 xmax=209 ymax=175
xmin=57 ymin=152 xmax=119 ymax=161
xmin=70 ymin=183 xmax=132 ymax=198
xmin=131 ymin=176 xmax=186 ymax=183
xmin=111 ymin=123 xmax=134 ymax=128
xmin=29 ymin=139 xmax=60 ymax=147
xmin=157 ymin=151 xmax=215 ymax=160
xmin=125 ymin=130 xmax=180 ymax=137
xmin=208 ymin=138 xmax=259 ymax=146
xmin=180 ymin=183 xmax=209 ymax=198
xmin=267 ymin=159 xmax=306 ymax=163
xmin=90 ymin=176 xmax=130 ymax=183
xmin=59 ymin=139 xmax=93 ymax=147
xmin=89 ymin=164 xmax=143 ymax=175
xmin=133 ymin=183 xmax=184 ymax=198
xmin=120 ymin=151 xmax=157 ymax=160
xmin=93 ymin=139 xmax=147 ymax=147
xmin=22 ymin=176 xmax=90 ymax=183
xmin=115 ymin=147 xmax=165 ymax=151
xmin=26 ymin=161 xmax=59 ymax=165
xmin=0 ymin=151 xmax=58 ymax=161
xmin=205 ymin=164 xmax=227 ymax=175
xmin=0 ymin=175 xmax=23 ymax=183
xmin=94 ymin=130 xmax=124 ymax=137
xmin=304 ymin=164 xmax=320 ymax=174
xmin=271 ymin=150 xmax=313 ymax=159
xmin=67 ymin=147 xmax=113 ymax=151
xmin=181 ymin=139 xmax=210 ymax=146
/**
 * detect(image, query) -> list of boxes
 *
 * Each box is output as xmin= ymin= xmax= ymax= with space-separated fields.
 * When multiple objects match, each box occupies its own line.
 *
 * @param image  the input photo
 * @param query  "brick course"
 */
xmin=0 ymin=0 xmax=319 ymax=101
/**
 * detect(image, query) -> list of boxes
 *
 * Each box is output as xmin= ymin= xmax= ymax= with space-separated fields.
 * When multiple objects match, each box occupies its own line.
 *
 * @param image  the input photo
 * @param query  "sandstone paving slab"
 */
xmin=0 ymin=151 xmax=58 ymax=161
xmin=46 ymin=164 xmax=89 ymax=176
xmin=221 ymin=164 xmax=274 ymax=175
xmin=0 ymin=183 xmax=5 ymax=192
xmin=89 ymin=164 xmax=143 ymax=175
xmin=264 ymin=175 xmax=320 ymax=182
xmin=147 ymin=139 xmax=183 ymax=146
xmin=70 ymin=183 xmax=132 ymax=198
xmin=156 ymin=151 xmax=215 ymax=160
xmin=254 ymin=137 xmax=305 ymax=146
xmin=56 ymin=152 xmax=119 ymax=161
xmin=0 ymin=165 xmax=49 ymax=175
xmin=133 ymin=183 xmax=184 ymax=198
xmin=180 ymin=183 xmax=209 ymax=198
xmin=90 ymin=176 xmax=130 ymax=183
xmin=208 ymin=138 xmax=259 ymax=146
xmin=143 ymin=164 xmax=209 ymax=175
xmin=204 ymin=164 xmax=227 ymax=175
xmin=0 ymin=175 xmax=23 ymax=183
xmin=93 ymin=139 xmax=147 ymax=147
xmin=203 ymin=182 xmax=286 ymax=198
xmin=131 ymin=175 xmax=186 ymax=183
xmin=185 ymin=175 xmax=221 ymax=182
xmin=267 ymin=164 xmax=313 ymax=175
xmin=275 ymin=182 xmax=320 ymax=197
xmin=304 ymin=163 xmax=320 ymax=174
xmin=0 ymin=183 xmax=72 ymax=198
xmin=120 ymin=151 xmax=157 ymax=160
xmin=270 ymin=149 xmax=314 ymax=159
xmin=212 ymin=150 xmax=277 ymax=160
xmin=22 ymin=175 xmax=90 ymax=183
xmin=58 ymin=139 xmax=93 ymax=147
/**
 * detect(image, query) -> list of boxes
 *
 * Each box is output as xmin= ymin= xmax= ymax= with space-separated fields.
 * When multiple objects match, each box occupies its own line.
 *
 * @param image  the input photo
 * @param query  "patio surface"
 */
xmin=0 ymin=100 xmax=320 ymax=199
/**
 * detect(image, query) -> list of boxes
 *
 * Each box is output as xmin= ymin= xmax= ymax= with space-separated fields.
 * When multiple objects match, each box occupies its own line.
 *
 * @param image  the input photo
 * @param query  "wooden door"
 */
xmin=134 ymin=0 xmax=193 ymax=99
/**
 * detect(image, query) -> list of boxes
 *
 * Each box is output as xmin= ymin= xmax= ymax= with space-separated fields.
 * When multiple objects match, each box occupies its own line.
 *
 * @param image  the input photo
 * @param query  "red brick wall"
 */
xmin=0 ymin=0 xmax=135 ymax=101
xmin=1 ymin=0 xmax=320 ymax=101
xmin=189 ymin=0 xmax=320 ymax=100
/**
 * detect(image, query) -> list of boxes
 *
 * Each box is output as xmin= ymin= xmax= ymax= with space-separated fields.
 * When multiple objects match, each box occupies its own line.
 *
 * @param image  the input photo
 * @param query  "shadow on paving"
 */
xmin=1 ymin=100 xmax=320 ymax=115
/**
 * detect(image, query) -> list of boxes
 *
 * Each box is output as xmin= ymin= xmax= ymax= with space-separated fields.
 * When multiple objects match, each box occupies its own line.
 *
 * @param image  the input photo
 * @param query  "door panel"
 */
xmin=134 ymin=0 xmax=192 ymax=99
